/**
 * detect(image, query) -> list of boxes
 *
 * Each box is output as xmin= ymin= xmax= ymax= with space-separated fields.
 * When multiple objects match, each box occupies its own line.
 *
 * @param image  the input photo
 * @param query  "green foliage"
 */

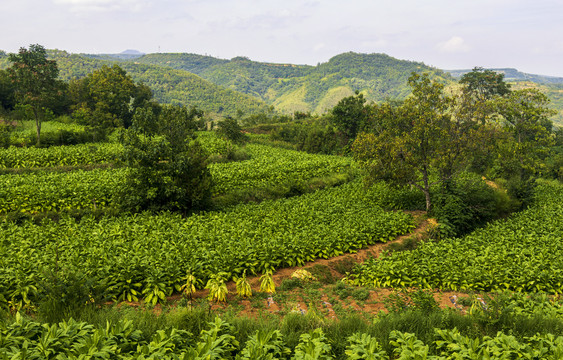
xmin=0 ymin=142 xmax=354 ymax=215
xmin=0 ymin=168 xmax=124 ymax=214
xmin=383 ymin=289 xmax=440 ymax=315
xmin=4 ymin=309 xmax=563 ymax=358
xmin=260 ymin=270 xmax=276 ymax=294
xmin=118 ymin=104 xmax=212 ymax=213
xmin=353 ymin=73 xmax=475 ymax=212
xmin=37 ymin=271 xmax=99 ymax=324
xmin=389 ymin=331 xmax=431 ymax=360
xmin=0 ymin=69 xmax=15 ymax=111
xmin=239 ymin=329 xmax=291 ymax=360
xmin=346 ymin=333 xmax=388 ymax=360
xmin=69 ymin=64 xmax=151 ymax=128
xmin=7 ymin=44 xmax=66 ymax=146
xmin=352 ymin=180 xmax=563 ymax=293
xmin=430 ymin=174 xmax=515 ymax=237
xmin=216 ymin=117 xmax=249 ymax=144
xmin=459 ymin=66 xmax=511 ymax=100
xmin=205 ymin=273 xmax=229 ymax=303
xmin=209 ymin=143 xmax=353 ymax=197
xmin=0 ymin=123 xmax=12 ymax=149
xmin=330 ymin=91 xmax=369 ymax=139
xmin=181 ymin=272 xmax=201 ymax=301
xmin=136 ymin=51 xmax=452 ymax=115
xmin=46 ymin=50 xmax=271 ymax=117
xmin=351 ymin=288 xmax=371 ymax=302
xmin=269 ymin=117 xmax=349 ymax=155
xmin=494 ymin=88 xmax=556 ymax=180
xmin=293 ymin=328 xmax=333 ymax=360
xmin=0 ymin=143 xmax=120 ymax=169
xmin=235 ymin=271 xmax=253 ymax=299
xmin=0 ymin=180 xmax=414 ymax=305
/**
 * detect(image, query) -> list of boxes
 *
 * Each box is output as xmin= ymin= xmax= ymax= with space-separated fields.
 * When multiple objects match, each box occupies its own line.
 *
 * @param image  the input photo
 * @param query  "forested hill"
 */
xmin=448 ymin=68 xmax=563 ymax=84
xmin=0 ymin=50 xmax=270 ymax=117
xmin=135 ymin=52 xmax=451 ymax=114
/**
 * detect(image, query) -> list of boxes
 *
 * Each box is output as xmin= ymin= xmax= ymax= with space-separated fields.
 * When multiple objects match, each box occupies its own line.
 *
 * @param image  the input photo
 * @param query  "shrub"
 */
xmin=118 ymin=105 xmax=212 ymax=213
xmin=216 ymin=117 xmax=249 ymax=144
xmin=431 ymin=173 xmax=517 ymax=237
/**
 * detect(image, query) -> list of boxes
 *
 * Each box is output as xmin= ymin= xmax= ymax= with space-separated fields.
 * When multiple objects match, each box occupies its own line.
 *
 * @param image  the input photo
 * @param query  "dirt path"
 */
xmin=261 ymin=210 xmax=436 ymax=288
xmin=140 ymin=211 xmax=480 ymax=319
xmin=184 ymin=211 xmax=434 ymax=298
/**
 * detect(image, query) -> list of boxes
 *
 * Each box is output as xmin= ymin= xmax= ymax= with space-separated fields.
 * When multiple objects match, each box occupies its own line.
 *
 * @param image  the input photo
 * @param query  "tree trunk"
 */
xmin=422 ymin=165 xmax=431 ymax=212
xmin=34 ymin=108 xmax=41 ymax=147
xmin=423 ymin=189 xmax=431 ymax=212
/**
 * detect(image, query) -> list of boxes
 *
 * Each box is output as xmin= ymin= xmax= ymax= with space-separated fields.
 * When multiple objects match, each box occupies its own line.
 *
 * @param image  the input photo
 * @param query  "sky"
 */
xmin=1 ymin=0 xmax=562 ymax=77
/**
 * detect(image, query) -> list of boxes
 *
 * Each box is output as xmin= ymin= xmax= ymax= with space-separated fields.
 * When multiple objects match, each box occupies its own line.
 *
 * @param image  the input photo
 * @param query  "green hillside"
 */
xmin=136 ymin=53 xmax=313 ymax=103
xmin=0 ymin=50 xmax=270 ymax=117
xmin=133 ymin=53 xmax=230 ymax=74
xmin=136 ymin=52 xmax=452 ymax=113
xmin=3 ymin=48 xmax=561 ymax=123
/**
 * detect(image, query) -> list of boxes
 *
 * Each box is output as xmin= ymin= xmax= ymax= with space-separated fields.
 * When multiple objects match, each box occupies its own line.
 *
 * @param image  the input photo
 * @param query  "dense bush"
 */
xmin=118 ymin=105 xmax=212 ymax=213
xmin=269 ymin=119 xmax=348 ymax=155
xmin=430 ymin=174 xmax=518 ymax=237
xmin=215 ymin=117 xmax=249 ymax=144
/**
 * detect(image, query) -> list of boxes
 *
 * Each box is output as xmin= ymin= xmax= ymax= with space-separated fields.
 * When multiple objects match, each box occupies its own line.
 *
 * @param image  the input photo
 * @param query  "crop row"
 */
xmin=0 ymin=144 xmax=354 ymax=214
xmin=3 ymin=315 xmax=563 ymax=359
xmin=0 ymin=168 xmax=126 ymax=214
xmin=0 ymin=181 xmax=414 ymax=305
xmin=0 ymin=143 xmax=122 ymax=169
xmin=352 ymin=180 xmax=563 ymax=293
xmin=0 ymin=133 xmax=237 ymax=169
xmin=210 ymin=144 xmax=353 ymax=195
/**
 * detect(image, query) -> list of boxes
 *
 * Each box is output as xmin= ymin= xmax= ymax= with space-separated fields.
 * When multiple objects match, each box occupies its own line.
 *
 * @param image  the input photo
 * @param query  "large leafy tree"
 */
xmin=119 ymin=104 xmax=212 ymax=212
xmin=459 ymin=67 xmax=511 ymax=101
xmin=7 ymin=44 xmax=64 ymax=145
xmin=456 ymin=67 xmax=511 ymax=126
xmin=352 ymin=73 xmax=479 ymax=211
xmin=330 ymin=91 xmax=369 ymax=140
xmin=453 ymin=68 xmax=513 ymax=173
xmin=495 ymin=88 xmax=555 ymax=180
xmin=70 ymin=64 xmax=152 ymax=128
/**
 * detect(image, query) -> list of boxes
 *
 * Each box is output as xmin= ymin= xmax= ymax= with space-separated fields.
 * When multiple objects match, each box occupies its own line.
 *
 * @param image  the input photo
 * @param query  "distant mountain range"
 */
xmin=126 ymin=51 xmax=452 ymax=114
xmin=1 ymin=49 xmax=561 ymax=125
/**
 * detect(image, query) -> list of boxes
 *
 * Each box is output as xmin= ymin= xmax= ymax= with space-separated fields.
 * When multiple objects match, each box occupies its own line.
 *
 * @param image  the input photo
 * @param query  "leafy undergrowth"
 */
xmin=6 ymin=287 xmax=563 ymax=359
xmin=352 ymin=180 xmax=563 ymax=293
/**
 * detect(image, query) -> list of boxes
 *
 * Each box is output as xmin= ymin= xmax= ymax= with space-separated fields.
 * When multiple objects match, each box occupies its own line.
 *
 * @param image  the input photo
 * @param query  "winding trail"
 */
xmin=190 ymin=211 xmax=436 ymax=298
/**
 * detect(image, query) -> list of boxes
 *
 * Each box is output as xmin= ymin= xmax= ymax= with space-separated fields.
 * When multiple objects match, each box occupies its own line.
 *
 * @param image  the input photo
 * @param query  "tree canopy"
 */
xmin=119 ymin=104 xmax=212 ymax=212
xmin=7 ymin=44 xmax=65 ymax=145
xmin=69 ymin=64 xmax=152 ymax=128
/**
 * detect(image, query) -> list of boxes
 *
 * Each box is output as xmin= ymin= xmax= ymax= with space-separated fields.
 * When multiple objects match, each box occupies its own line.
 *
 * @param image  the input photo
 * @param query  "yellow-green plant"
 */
xmin=235 ymin=270 xmax=252 ymax=298
xmin=180 ymin=271 xmax=200 ymax=301
xmin=291 ymin=269 xmax=317 ymax=282
xmin=206 ymin=272 xmax=229 ymax=302
xmin=260 ymin=270 xmax=276 ymax=294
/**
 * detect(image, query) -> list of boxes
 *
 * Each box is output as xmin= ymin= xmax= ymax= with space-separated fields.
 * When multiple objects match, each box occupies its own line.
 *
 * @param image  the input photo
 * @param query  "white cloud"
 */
xmin=52 ymin=0 xmax=146 ymax=13
xmin=436 ymin=36 xmax=470 ymax=53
